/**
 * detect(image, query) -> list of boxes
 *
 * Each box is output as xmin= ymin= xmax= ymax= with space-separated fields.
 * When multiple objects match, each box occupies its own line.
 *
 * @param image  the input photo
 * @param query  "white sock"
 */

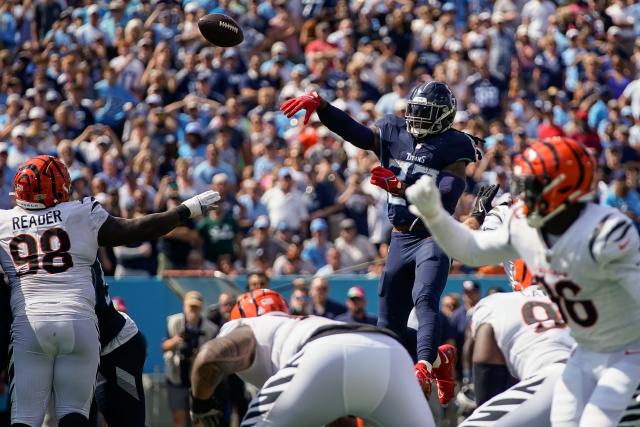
xmin=433 ymin=353 xmax=442 ymax=369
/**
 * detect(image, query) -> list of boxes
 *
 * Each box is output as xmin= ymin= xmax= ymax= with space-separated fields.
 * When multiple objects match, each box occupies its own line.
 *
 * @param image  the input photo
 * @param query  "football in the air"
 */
xmin=197 ymin=13 xmax=244 ymax=48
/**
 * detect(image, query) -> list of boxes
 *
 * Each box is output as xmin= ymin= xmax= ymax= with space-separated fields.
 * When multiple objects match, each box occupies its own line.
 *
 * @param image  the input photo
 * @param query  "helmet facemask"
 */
xmin=405 ymin=97 xmax=456 ymax=139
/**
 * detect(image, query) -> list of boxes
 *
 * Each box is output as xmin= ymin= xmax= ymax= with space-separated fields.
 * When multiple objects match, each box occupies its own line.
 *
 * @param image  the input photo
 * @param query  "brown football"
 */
xmin=197 ymin=13 xmax=244 ymax=48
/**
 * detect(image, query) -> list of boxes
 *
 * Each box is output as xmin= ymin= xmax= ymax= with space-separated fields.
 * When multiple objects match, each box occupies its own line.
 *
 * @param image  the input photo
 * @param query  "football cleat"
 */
xmin=415 ymin=360 xmax=434 ymax=399
xmin=433 ymin=344 xmax=457 ymax=406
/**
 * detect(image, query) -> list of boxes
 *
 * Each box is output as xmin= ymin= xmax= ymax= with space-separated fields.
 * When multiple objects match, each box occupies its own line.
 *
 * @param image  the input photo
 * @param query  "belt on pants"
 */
xmin=392 ymin=219 xmax=428 ymax=234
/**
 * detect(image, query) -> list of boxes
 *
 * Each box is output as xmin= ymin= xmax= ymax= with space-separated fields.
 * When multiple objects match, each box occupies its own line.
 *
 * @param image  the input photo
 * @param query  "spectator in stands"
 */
xmin=261 ymin=168 xmax=309 ymax=234
xmin=0 ymin=143 xmax=14 ymax=209
xmin=158 ymin=196 xmax=199 ymax=272
xmin=289 ymin=287 xmax=309 ymax=316
xmin=315 ymin=247 xmax=343 ymax=278
xmin=7 ymin=125 xmax=37 ymax=169
xmin=302 ymin=218 xmax=332 ymax=270
xmin=207 ymin=292 xmax=236 ymax=329
xmin=193 ymin=144 xmax=235 ymax=189
xmin=335 ymin=286 xmax=377 ymax=326
xmin=334 ymin=219 xmax=376 ymax=273
xmin=603 ymin=172 xmax=640 ymax=224
xmin=162 ymin=291 xmax=218 ymax=427
xmin=308 ymin=277 xmax=346 ymax=319
xmin=247 ymin=271 xmax=270 ymax=291
xmin=197 ymin=198 xmax=240 ymax=268
xmin=272 ymin=237 xmax=316 ymax=276
xmin=242 ymin=215 xmax=286 ymax=273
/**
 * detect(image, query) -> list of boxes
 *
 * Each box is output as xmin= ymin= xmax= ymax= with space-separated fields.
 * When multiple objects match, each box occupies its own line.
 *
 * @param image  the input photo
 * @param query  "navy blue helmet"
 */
xmin=405 ymin=81 xmax=457 ymax=138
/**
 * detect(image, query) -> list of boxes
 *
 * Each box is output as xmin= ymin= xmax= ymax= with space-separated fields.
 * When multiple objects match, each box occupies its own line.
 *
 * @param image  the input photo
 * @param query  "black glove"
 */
xmin=470 ymin=185 xmax=499 ymax=223
xmin=191 ymin=395 xmax=225 ymax=427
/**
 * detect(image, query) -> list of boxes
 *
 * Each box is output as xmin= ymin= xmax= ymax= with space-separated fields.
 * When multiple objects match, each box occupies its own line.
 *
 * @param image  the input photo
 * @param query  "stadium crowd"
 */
xmin=0 ymin=0 xmax=640 ymax=279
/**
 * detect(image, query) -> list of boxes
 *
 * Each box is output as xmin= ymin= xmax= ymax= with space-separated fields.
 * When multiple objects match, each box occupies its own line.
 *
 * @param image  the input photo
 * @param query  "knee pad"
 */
xmin=59 ymin=412 xmax=89 ymax=427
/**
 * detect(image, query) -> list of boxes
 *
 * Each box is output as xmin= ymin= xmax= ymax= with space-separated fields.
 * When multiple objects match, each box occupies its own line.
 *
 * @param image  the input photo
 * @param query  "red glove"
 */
xmin=280 ymin=92 xmax=322 ymax=125
xmin=370 ymin=166 xmax=404 ymax=196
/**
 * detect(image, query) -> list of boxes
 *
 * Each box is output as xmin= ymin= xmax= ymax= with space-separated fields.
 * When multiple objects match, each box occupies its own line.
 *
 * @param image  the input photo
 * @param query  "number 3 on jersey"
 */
xmin=9 ymin=228 xmax=73 ymax=276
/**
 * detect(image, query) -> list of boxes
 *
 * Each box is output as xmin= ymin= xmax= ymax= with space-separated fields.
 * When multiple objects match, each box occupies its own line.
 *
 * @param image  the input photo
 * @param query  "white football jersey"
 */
xmin=471 ymin=288 xmax=574 ymax=380
xmin=0 ymin=197 xmax=109 ymax=318
xmin=500 ymin=202 xmax=640 ymax=352
xmin=218 ymin=313 xmax=345 ymax=388
xmin=481 ymin=201 xmax=515 ymax=285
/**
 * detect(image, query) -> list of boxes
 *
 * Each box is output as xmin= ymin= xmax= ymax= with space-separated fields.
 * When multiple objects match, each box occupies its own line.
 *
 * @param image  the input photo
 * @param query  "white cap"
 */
xmin=145 ymin=93 xmax=162 ymax=105
xmin=29 ymin=106 xmax=46 ymax=120
xmin=87 ymin=4 xmax=100 ymax=15
xmin=0 ymin=142 xmax=9 ymax=153
xmin=6 ymin=94 xmax=20 ymax=104
xmin=12 ymin=125 xmax=27 ymax=138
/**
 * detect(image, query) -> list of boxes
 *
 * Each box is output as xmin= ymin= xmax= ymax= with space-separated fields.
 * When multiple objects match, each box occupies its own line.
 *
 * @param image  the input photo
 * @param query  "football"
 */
xmin=197 ymin=13 xmax=244 ymax=48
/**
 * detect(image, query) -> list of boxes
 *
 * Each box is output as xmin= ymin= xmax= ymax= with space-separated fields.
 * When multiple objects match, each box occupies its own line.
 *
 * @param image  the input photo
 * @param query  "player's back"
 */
xmin=0 ymin=197 xmax=109 ymax=319
xmin=471 ymin=289 xmax=574 ymax=380
xmin=218 ymin=313 xmax=350 ymax=388
xmin=508 ymin=202 xmax=640 ymax=352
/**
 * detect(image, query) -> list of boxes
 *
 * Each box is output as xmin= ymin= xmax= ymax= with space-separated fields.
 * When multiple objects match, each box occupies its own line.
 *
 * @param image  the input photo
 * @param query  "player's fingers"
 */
xmin=279 ymin=99 xmax=294 ymax=111
xmin=281 ymin=101 xmax=298 ymax=117
xmin=303 ymin=109 xmax=313 ymax=125
xmin=488 ymin=184 xmax=500 ymax=198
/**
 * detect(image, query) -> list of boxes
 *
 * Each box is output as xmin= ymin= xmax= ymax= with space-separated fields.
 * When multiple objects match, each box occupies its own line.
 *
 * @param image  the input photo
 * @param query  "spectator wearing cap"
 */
xmin=95 ymin=152 xmax=124 ymax=192
xmin=305 ymin=22 xmax=339 ymax=71
xmin=193 ymin=144 xmax=235 ymax=189
xmin=302 ymin=218 xmax=332 ymax=270
xmin=27 ymin=106 xmax=52 ymax=153
xmin=56 ymin=140 xmax=85 ymax=176
xmin=467 ymin=57 xmax=506 ymax=122
xmin=94 ymin=65 xmax=136 ymax=133
xmin=260 ymin=42 xmax=294 ymax=81
xmin=241 ymin=215 xmax=286 ymax=273
xmin=110 ymin=41 xmax=144 ymax=94
xmin=335 ymin=286 xmax=376 ymax=326
xmin=308 ymin=277 xmax=346 ymax=319
xmin=64 ymin=83 xmax=95 ymax=130
xmin=537 ymin=101 xmax=564 ymax=140
xmin=252 ymin=135 xmax=281 ymax=181
xmin=272 ymin=236 xmax=316 ymax=276
xmin=75 ymin=4 xmax=106 ymax=46
xmin=163 ymin=291 xmax=218 ymax=427
xmin=334 ymin=219 xmax=377 ymax=274
xmin=375 ymin=76 xmax=410 ymax=116
xmin=7 ymin=125 xmax=37 ymax=169
xmin=100 ymin=1 xmax=127 ymax=46
xmin=0 ymin=143 xmax=13 ymax=209
xmin=237 ymin=179 xmax=268 ymax=228
xmin=521 ymin=0 xmax=556 ymax=41
xmin=487 ymin=12 xmax=515 ymax=81
xmin=158 ymin=195 xmax=200 ymax=271
xmin=0 ymin=94 xmax=21 ymax=129
xmin=0 ymin=2 xmax=17 ymax=49
xmin=178 ymin=121 xmax=207 ymax=166
xmin=261 ymin=168 xmax=309 ymax=233
xmin=289 ymin=287 xmax=310 ymax=316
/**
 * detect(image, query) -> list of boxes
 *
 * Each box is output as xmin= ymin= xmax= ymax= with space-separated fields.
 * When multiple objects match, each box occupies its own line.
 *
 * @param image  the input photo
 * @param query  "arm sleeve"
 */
xmin=426 ymin=207 xmax=518 ymax=266
xmin=316 ymin=103 xmax=376 ymax=151
xmin=437 ymin=172 xmax=467 ymax=215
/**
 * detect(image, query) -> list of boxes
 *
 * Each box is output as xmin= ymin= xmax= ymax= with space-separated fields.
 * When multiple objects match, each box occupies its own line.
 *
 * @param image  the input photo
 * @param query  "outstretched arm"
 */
xmin=472 ymin=324 xmax=510 ymax=405
xmin=191 ymin=325 xmax=256 ymax=400
xmin=97 ymin=191 xmax=220 ymax=247
xmin=280 ymin=92 xmax=380 ymax=153
xmin=406 ymin=176 xmax=517 ymax=266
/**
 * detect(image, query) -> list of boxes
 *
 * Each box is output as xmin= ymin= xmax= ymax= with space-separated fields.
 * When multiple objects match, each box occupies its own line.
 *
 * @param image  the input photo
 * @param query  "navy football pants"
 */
xmin=93 ymin=332 xmax=147 ymax=427
xmin=377 ymin=232 xmax=450 ymax=363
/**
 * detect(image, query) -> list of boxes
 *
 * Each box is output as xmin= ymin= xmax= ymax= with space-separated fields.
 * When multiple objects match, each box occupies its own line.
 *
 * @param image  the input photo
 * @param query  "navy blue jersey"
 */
xmin=92 ymin=259 xmax=126 ymax=347
xmin=376 ymin=115 xmax=480 ymax=227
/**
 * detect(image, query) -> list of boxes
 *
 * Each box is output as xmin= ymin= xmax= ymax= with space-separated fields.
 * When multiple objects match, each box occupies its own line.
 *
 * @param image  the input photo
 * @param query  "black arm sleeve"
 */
xmin=316 ymin=102 xmax=376 ymax=150
xmin=473 ymin=362 xmax=512 ymax=405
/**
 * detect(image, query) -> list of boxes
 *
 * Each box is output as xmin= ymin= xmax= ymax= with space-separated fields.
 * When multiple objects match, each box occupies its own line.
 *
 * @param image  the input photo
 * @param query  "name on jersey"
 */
xmin=405 ymin=153 xmax=426 ymax=163
xmin=12 ymin=210 xmax=62 ymax=231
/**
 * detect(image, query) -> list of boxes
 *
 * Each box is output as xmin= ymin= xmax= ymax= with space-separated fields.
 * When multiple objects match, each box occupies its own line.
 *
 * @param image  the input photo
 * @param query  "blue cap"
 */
xmin=310 ymin=218 xmax=328 ymax=232
xmin=254 ymin=215 xmax=270 ymax=229
xmin=185 ymin=121 xmax=202 ymax=135
xmin=276 ymin=221 xmax=290 ymax=231
xmin=442 ymin=2 xmax=456 ymax=12
xmin=278 ymin=167 xmax=292 ymax=178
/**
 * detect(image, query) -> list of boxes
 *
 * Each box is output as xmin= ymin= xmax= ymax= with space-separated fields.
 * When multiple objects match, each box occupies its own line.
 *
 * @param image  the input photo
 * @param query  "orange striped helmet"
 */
xmin=230 ymin=289 xmax=288 ymax=320
xmin=512 ymin=137 xmax=595 ymax=228
xmin=512 ymin=259 xmax=533 ymax=291
xmin=13 ymin=155 xmax=71 ymax=209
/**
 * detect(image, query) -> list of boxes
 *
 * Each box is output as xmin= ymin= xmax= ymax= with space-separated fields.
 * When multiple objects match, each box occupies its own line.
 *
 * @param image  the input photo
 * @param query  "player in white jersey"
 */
xmin=406 ymin=136 xmax=640 ymax=426
xmin=3 ymin=155 xmax=220 ymax=427
xmin=190 ymin=289 xmax=435 ymax=427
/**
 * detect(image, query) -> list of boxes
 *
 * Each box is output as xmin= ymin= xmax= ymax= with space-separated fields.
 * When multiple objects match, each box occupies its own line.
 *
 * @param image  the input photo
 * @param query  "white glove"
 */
xmin=406 ymin=175 xmax=443 ymax=222
xmin=181 ymin=190 xmax=221 ymax=218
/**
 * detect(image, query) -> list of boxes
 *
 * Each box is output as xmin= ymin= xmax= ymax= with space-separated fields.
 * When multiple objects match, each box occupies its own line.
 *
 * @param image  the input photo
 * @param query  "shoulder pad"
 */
xmin=588 ymin=211 xmax=639 ymax=263
xmin=374 ymin=114 xmax=405 ymax=131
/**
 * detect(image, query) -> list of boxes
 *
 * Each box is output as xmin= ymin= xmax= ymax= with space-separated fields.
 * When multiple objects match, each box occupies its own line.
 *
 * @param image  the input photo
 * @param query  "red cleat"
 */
xmin=433 ymin=344 xmax=457 ymax=406
xmin=415 ymin=360 xmax=434 ymax=400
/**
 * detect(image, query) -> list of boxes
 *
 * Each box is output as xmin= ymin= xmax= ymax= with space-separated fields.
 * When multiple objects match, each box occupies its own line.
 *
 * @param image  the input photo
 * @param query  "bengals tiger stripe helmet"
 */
xmin=13 ymin=155 xmax=71 ymax=209
xmin=230 ymin=289 xmax=288 ymax=320
xmin=512 ymin=137 xmax=596 ymax=228
xmin=512 ymin=259 xmax=533 ymax=291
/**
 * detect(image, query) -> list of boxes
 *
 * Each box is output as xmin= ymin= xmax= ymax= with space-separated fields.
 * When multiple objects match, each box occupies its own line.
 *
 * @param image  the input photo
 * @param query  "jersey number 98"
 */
xmin=10 ymin=228 xmax=73 ymax=276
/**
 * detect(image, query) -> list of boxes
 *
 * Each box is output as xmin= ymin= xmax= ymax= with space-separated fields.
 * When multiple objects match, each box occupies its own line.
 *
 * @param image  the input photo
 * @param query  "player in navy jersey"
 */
xmin=281 ymin=81 xmax=482 ymax=405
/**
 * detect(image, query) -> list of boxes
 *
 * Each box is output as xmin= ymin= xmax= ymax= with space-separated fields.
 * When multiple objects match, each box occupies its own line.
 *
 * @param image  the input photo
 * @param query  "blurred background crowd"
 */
xmin=0 ymin=0 xmax=640 ymax=278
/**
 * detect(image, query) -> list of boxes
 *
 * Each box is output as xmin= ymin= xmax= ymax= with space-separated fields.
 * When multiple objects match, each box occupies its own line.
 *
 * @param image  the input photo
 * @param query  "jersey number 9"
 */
xmin=9 ymin=228 xmax=73 ymax=276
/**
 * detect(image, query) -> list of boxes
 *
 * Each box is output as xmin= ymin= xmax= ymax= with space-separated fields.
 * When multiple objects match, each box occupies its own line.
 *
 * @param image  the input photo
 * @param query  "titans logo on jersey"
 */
xmin=376 ymin=115 xmax=481 ymax=227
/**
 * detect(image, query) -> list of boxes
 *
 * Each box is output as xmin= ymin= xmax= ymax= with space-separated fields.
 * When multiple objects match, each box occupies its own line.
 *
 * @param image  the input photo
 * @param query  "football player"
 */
xmin=190 ymin=289 xmax=435 ymax=427
xmin=407 ymin=137 xmax=640 ymax=426
xmin=281 ymin=81 xmax=482 ymax=404
xmin=3 ymin=155 xmax=218 ymax=427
